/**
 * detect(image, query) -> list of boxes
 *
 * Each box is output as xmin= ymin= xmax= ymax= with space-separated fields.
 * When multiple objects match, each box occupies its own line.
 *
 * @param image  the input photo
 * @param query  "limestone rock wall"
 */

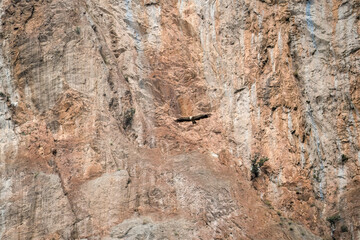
xmin=0 ymin=0 xmax=359 ymax=239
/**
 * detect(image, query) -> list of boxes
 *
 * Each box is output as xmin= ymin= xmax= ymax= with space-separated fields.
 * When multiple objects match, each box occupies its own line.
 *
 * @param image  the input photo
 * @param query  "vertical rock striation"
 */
xmin=0 ymin=0 xmax=359 ymax=239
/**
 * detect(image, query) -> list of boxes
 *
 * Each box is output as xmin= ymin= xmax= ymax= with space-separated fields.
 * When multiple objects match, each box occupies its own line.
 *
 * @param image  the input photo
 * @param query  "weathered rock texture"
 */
xmin=0 ymin=0 xmax=359 ymax=239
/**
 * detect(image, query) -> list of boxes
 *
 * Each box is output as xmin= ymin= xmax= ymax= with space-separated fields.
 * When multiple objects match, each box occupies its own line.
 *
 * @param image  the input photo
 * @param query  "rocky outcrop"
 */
xmin=0 ymin=0 xmax=359 ymax=239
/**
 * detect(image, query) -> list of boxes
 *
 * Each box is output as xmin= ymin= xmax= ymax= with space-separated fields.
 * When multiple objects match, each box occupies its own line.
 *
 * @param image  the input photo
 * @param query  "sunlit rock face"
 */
xmin=0 ymin=0 xmax=359 ymax=239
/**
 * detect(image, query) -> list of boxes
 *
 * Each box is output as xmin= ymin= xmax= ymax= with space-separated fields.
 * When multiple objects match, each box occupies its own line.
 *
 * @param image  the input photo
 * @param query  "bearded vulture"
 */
xmin=175 ymin=114 xmax=212 ymax=124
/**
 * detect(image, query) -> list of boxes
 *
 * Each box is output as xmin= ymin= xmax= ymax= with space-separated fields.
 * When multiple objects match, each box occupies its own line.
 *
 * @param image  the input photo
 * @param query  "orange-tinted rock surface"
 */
xmin=0 ymin=0 xmax=359 ymax=239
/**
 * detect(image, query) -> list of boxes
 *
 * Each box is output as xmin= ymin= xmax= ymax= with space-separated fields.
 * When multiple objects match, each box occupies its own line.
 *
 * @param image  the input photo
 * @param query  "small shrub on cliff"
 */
xmin=313 ymin=170 xmax=320 ymax=182
xmin=341 ymin=225 xmax=348 ymax=232
xmin=251 ymin=154 xmax=269 ymax=180
xmin=259 ymin=157 xmax=269 ymax=167
xmin=263 ymin=199 xmax=273 ymax=209
xmin=326 ymin=215 xmax=341 ymax=225
xmin=123 ymin=108 xmax=135 ymax=129
xmin=341 ymin=154 xmax=349 ymax=164
xmin=251 ymin=155 xmax=260 ymax=179
xmin=75 ymin=26 xmax=81 ymax=35
xmin=293 ymin=71 xmax=298 ymax=78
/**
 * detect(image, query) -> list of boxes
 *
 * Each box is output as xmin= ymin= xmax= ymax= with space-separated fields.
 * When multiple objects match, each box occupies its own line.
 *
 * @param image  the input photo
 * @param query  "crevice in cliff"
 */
xmin=24 ymin=6 xmax=35 ymax=26
xmin=80 ymin=1 xmax=138 ymax=140
xmin=48 ymin=155 xmax=79 ymax=238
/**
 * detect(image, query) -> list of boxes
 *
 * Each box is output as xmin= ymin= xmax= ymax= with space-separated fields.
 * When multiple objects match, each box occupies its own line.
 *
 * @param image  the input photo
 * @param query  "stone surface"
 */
xmin=0 ymin=0 xmax=359 ymax=239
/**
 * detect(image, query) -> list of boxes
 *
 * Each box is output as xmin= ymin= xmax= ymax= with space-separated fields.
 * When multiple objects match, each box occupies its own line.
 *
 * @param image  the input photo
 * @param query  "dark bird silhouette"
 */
xmin=175 ymin=113 xmax=212 ymax=124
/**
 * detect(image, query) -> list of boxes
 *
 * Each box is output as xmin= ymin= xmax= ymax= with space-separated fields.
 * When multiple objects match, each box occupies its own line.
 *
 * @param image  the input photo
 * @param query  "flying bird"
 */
xmin=175 ymin=113 xmax=212 ymax=124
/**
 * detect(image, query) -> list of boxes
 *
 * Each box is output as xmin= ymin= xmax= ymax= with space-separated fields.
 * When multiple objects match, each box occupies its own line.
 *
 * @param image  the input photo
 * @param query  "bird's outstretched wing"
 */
xmin=175 ymin=114 xmax=211 ymax=123
xmin=175 ymin=117 xmax=192 ymax=122
xmin=192 ymin=113 xmax=211 ymax=121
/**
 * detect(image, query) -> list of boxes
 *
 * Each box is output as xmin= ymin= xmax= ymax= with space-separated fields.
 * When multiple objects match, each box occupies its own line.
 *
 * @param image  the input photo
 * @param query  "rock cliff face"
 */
xmin=0 ymin=0 xmax=359 ymax=239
